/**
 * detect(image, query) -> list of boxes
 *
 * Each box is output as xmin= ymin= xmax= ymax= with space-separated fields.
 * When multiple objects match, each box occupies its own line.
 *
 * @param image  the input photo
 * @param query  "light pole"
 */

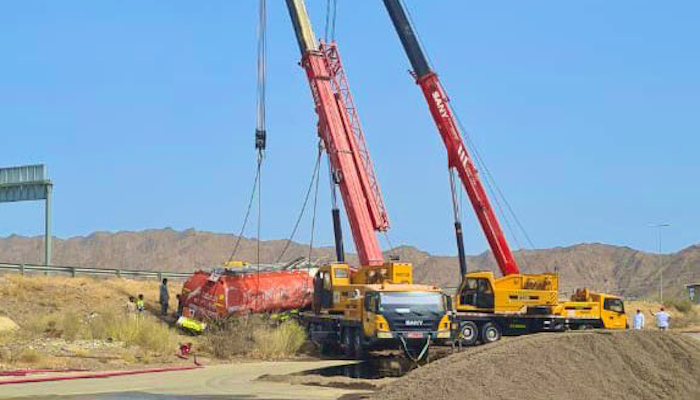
xmin=649 ymin=223 xmax=670 ymax=303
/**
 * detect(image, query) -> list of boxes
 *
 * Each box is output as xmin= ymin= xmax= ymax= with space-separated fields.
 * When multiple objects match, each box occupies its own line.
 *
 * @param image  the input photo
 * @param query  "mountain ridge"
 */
xmin=0 ymin=228 xmax=697 ymax=299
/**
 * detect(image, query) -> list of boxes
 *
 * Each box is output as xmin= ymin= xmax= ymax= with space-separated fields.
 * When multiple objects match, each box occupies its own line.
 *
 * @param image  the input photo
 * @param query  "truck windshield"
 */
xmin=379 ymin=292 xmax=444 ymax=315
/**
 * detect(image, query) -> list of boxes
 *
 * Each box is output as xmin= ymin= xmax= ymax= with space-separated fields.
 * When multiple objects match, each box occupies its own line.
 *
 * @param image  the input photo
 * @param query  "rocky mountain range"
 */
xmin=0 ymin=228 xmax=697 ymax=299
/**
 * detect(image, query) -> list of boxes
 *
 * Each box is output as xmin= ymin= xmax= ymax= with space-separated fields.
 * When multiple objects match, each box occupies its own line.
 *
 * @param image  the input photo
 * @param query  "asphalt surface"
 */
xmin=0 ymin=361 xmax=361 ymax=400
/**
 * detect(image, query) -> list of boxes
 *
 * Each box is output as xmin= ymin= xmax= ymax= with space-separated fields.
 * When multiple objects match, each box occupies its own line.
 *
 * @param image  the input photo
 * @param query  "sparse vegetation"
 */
xmin=87 ymin=309 xmax=180 ymax=355
xmin=0 ymin=274 xmax=190 ymax=369
xmin=201 ymin=315 xmax=307 ymax=360
xmin=17 ymin=348 xmax=42 ymax=363
xmin=252 ymin=320 xmax=307 ymax=359
xmin=665 ymin=299 xmax=695 ymax=314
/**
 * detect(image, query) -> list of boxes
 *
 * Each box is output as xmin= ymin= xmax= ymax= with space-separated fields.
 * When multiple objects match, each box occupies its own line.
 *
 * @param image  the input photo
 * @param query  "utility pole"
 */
xmin=649 ymin=223 xmax=670 ymax=303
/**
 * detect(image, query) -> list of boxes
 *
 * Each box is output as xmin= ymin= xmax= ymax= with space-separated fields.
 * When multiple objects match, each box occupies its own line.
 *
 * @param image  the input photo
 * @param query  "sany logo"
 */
xmin=405 ymin=320 xmax=424 ymax=326
xmin=432 ymin=90 xmax=449 ymax=118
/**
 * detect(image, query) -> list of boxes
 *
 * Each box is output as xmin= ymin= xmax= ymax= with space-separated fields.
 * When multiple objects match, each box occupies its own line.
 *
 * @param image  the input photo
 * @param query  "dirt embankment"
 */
xmin=373 ymin=331 xmax=700 ymax=400
xmin=0 ymin=274 xmax=188 ymax=371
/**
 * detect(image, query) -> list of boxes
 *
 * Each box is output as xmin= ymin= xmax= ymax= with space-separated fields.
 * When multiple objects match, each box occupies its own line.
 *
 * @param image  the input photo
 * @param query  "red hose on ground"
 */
xmin=0 ymin=365 xmax=202 ymax=386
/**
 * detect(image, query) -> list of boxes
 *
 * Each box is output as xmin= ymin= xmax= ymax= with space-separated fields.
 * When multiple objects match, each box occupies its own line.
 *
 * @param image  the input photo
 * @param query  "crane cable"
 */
xmin=324 ymin=0 xmax=338 ymax=43
xmin=229 ymin=0 xmax=267 ymax=286
xmin=276 ymin=145 xmax=323 ymax=263
xmin=254 ymin=0 xmax=267 ymax=311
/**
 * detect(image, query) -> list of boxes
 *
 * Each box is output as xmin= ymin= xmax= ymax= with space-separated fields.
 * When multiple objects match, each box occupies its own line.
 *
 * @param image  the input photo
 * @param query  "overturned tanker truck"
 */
xmin=177 ymin=259 xmax=317 ymax=332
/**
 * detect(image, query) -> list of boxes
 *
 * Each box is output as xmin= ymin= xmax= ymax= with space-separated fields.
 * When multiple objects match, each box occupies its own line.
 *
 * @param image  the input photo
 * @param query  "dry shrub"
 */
xmin=23 ymin=309 xmax=83 ymax=340
xmin=665 ymin=299 xmax=694 ymax=314
xmin=17 ymin=348 xmax=42 ymax=363
xmin=202 ymin=316 xmax=307 ymax=360
xmin=202 ymin=316 xmax=262 ymax=359
xmin=86 ymin=309 xmax=178 ymax=355
xmin=23 ymin=307 xmax=178 ymax=355
xmin=252 ymin=321 xmax=306 ymax=359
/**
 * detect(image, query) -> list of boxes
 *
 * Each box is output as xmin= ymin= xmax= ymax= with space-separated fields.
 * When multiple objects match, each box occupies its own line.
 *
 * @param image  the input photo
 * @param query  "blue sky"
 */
xmin=1 ymin=1 xmax=698 ymax=256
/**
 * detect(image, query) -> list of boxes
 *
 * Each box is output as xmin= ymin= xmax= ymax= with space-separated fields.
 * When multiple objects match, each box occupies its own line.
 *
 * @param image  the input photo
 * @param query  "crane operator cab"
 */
xmin=459 ymin=277 xmax=495 ymax=310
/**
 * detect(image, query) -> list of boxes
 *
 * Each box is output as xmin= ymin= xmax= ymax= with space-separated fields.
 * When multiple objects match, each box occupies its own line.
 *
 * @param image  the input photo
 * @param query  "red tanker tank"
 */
xmin=180 ymin=262 xmax=316 ymax=320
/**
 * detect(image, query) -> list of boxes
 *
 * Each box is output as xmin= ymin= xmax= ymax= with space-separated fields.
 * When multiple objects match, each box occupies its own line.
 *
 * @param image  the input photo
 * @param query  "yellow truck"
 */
xmin=557 ymin=288 xmax=628 ymax=330
xmin=302 ymin=262 xmax=451 ymax=359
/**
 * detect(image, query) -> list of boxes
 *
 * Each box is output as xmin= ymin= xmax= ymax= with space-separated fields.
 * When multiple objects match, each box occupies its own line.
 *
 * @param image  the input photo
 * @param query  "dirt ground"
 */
xmin=372 ymin=331 xmax=700 ymax=400
xmin=0 ymin=361 xmax=358 ymax=399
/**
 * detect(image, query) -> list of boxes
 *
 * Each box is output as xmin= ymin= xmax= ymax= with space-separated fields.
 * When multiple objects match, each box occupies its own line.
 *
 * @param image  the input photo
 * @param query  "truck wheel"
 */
xmin=481 ymin=322 xmax=501 ymax=344
xmin=459 ymin=321 xmax=479 ymax=346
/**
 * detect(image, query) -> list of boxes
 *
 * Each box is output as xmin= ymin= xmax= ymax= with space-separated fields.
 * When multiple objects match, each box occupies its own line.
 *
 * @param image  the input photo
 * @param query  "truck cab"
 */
xmin=306 ymin=263 xmax=451 ymax=358
xmin=558 ymin=289 xmax=627 ymax=329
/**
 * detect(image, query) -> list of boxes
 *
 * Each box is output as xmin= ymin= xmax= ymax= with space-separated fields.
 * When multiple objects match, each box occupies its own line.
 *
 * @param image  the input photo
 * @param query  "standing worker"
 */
xmin=653 ymin=307 xmax=671 ymax=331
xmin=633 ymin=309 xmax=645 ymax=330
xmin=160 ymin=278 xmax=170 ymax=316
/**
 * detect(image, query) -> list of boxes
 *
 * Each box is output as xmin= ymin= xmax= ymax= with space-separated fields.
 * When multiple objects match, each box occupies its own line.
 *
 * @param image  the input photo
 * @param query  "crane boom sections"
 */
xmin=382 ymin=0 xmax=520 ymax=276
xmin=285 ymin=0 xmax=388 ymax=267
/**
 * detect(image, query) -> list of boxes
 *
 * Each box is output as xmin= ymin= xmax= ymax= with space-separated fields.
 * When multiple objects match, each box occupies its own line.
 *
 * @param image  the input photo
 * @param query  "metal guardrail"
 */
xmin=0 ymin=262 xmax=192 ymax=280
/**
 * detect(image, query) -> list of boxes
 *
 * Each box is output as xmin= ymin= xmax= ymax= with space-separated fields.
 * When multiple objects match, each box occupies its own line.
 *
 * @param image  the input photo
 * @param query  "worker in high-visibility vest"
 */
xmin=136 ymin=294 xmax=145 ymax=313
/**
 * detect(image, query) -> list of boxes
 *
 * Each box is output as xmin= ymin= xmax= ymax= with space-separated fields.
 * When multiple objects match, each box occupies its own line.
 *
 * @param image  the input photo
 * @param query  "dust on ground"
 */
xmin=372 ymin=331 xmax=700 ymax=400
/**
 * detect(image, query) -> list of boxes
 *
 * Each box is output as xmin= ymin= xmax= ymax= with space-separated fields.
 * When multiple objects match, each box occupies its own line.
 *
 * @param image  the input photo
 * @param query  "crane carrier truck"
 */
xmin=285 ymin=0 xmax=451 ymax=359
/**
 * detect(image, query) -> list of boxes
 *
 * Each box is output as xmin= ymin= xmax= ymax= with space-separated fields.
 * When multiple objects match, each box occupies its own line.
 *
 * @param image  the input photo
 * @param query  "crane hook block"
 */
xmin=255 ymin=129 xmax=267 ymax=150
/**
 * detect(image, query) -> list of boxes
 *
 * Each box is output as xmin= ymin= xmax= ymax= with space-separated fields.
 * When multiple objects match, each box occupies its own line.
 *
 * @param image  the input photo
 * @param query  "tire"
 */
xmin=459 ymin=321 xmax=479 ymax=346
xmin=481 ymin=322 xmax=501 ymax=344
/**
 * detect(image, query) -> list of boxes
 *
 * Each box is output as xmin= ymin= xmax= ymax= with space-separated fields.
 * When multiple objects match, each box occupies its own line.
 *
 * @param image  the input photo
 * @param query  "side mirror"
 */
xmin=444 ymin=295 xmax=453 ymax=311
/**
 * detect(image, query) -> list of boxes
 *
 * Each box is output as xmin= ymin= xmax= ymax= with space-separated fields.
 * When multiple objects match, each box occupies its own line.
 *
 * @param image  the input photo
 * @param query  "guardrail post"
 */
xmin=158 ymin=272 xmax=163 ymax=282
xmin=20 ymin=264 xmax=25 ymax=275
xmin=116 ymin=269 xmax=121 ymax=278
xmin=71 ymin=267 xmax=76 ymax=278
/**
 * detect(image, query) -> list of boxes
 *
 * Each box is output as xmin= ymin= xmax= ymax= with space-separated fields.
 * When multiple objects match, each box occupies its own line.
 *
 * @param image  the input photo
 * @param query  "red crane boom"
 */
xmin=382 ymin=0 xmax=520 ymax=276
xmin=286 ymin=0 xmax=388 ymax=267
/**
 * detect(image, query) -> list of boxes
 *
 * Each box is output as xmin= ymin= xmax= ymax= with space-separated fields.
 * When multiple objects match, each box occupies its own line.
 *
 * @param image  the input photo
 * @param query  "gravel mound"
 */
xmin=373 ymin=331 xmax=700 ymax=400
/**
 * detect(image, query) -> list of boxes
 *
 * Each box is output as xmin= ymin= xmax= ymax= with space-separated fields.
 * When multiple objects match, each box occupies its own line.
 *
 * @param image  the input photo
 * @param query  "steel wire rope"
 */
xmin=308 ymin=150 xmax=323 ymax=264
xmin=453 ymin=106 xmax=537 ymax=270
xmin=228 ymin=161 xmax=261 ymax=262
xmin=324 ymin=0 xmax=338 ymax=43
xmin=255 ymin=0 xmax=267 ymax=311
xmin=276 ymin=146 xmax=323 ymax=263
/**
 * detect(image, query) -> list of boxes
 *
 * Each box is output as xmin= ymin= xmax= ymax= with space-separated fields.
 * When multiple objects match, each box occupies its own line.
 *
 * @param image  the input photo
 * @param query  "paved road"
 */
xmin=0 ymin=361 xmax=362 ymax=400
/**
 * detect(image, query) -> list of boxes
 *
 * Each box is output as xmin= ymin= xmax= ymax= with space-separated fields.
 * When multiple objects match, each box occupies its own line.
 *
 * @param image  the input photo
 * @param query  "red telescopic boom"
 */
xmin=382 ymin=0 xmax=520 ymax=276
xmin=286 ymin=0 xmax=389 ymax=267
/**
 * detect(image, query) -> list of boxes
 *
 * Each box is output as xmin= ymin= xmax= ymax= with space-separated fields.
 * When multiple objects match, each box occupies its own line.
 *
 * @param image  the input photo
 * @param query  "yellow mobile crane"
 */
xmin=285 ymin=0 xmax=450 ymax=359
xmin=381 ymin=0 xmax=627 ymax=344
